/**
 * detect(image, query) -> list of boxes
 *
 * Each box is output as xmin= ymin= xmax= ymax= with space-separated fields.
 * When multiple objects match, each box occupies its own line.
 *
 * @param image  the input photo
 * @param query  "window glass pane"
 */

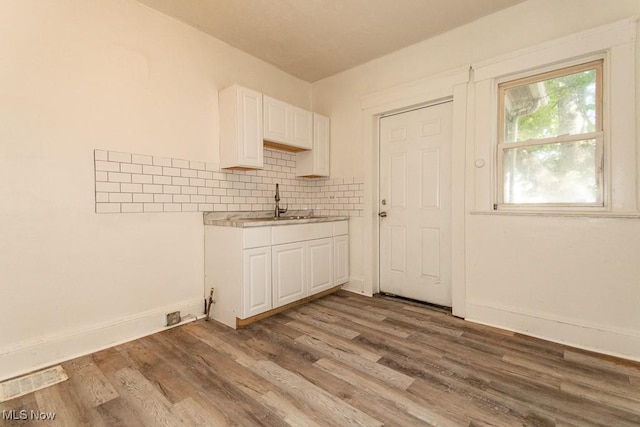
xmin=503 ymin=140 xmax=598 ymax=204
xmin=503 ymin=68 xmax=597 ymax=143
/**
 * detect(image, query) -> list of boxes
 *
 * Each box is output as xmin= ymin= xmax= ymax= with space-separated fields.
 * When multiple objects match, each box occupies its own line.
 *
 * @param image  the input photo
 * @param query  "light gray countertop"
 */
xmin=203 ymin=210 xmax=349 ymax=227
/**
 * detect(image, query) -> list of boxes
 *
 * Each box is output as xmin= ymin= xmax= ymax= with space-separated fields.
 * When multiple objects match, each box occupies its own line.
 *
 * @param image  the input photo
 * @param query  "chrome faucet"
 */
xmin=274 ymin=183 xmax=287 ymax=218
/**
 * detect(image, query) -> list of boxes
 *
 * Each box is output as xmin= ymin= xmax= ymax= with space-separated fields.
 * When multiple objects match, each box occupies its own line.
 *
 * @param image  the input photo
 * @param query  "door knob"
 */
xmin=378 ymin=211 xmax=387 ymax=218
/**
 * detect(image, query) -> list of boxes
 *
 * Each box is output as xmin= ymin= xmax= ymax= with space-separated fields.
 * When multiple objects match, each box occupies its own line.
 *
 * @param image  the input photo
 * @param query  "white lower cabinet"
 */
xmin=205 ymin=220 xmax=348 ymax=328
xmin=272 ymin=242 xmax=307 ymax=308
xmin=308 ymin=237 xmax=334 ymax=295
xmin=242 ymin=247 xmax=272 ymax=318
xmin=334 ymin=234 xmax=349 ymax=285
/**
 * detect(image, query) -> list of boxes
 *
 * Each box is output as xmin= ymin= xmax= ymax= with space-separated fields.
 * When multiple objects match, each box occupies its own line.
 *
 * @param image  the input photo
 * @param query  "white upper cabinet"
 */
xmin=296 ymin=113 xmax=330 ymax=177
xmin=219 ymin=85 xmax=263 ymax=169
xmin=263 ymin=95 xmax=312 ymax=151
xmin=290 ymin=106 xmax=313 ymax=149
xmin=263 ymin=96 xmax=289 ymax=143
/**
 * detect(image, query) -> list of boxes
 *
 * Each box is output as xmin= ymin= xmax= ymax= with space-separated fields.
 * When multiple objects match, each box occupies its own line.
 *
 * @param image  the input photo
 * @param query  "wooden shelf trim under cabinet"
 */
xmin=235 ymin=285 xmax=342 ymax=328
xmin=263 ymin=140 xmax=308 ymax=153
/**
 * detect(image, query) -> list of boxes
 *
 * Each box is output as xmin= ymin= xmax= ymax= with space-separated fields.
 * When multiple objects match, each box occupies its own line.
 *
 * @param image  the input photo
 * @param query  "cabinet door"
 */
xmin=242 ymin=247 xmax=272 ymax=318
xmin=219 ymin=85 xmax=263 ymax=169
xmin=308 ymin=237 xmax=334 ymax=295
xmin=263 ymin=96 xmax=289 ymax=143
xmin=289 ymin=106 xmax=313 ymax=150
xmin=296 ymin=113 xmax=329 ymax=177
xmin=272 ymin=242 xmax=307 ymax=308
xmin=334 ymin=235 xmax=349 ymax=285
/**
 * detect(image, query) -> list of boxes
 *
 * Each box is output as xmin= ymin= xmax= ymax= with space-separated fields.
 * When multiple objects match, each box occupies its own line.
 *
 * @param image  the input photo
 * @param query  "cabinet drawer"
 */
xmin=272 ymin=222 xmax=333 ymax=245
xmin=243 ymin=227 xmax=271 ymax=249
xmin=333 ymin=220 xmax=348 ymax=236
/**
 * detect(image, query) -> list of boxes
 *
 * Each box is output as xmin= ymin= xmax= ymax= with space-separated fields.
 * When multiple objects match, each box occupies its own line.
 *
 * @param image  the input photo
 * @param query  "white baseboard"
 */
xmin=0 ymin=298 xmax=204 ymax=382
xmin=466 ymin=300 xmax=640 ymax=363
xmin=342 ymin=277 xmax=371 ymax=296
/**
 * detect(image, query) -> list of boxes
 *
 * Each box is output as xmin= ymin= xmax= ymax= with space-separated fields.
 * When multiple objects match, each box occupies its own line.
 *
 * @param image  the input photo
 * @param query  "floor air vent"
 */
xmin=0 ymin=365 xmax=68 ymax=402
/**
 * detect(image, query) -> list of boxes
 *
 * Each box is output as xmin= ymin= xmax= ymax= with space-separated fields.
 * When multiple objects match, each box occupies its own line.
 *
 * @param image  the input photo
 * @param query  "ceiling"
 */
xmin=136 ymin=0 xmax=525 ymax=82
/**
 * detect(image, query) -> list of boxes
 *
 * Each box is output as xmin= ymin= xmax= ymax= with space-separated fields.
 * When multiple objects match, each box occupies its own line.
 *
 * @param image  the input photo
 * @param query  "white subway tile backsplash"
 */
xmin=190 ymin=161 xmax=205 ymax=170
xmin=109 ymin=151 xmax=131 ymax=163
xmin=95 ymin=161 xmax=120 ymax=172
xmin=94 ymin=148 xmax=364 ymax=215
xmin=108 ymin=172 xmax=131 ymax=183
xmin=173 ymin=195 xmax=190 ymax=203
xmin=171 ymin=177 xmax=188 ymax=186
xmin=172 ymin=159 xmax=189 ymax=168
xmin=95 ymin=192 xmax=109 ymax=203
xmin=153 ymin=175 xmax=172 ymax=185
xmin=153 ymin=156 xmax=172 ymax=167
xmin=181 ymin=168 xmax=197 ymax=178
xmin=95 ymin=171 xmax=108 ymax=182
xmin=120 ymin=163 xmax=142 ymax=174
xmin=133 ymin=193 xmax=154 ymax=203
xmin=132 ymin=174 xmax=153 ymax=184
xmin=154 ymin=194 xmax=172 ymax=203
xmin=143 ymin=203 xmax=163 ymax=212
xmin=197 ymin=170 xmax=212 ymax=180
xmin=96 ymin=203 xmax=120 ymax=213
xmin=142 ymin=184 xmax=162 ymax=193
xmin=121 ymin=203 xmax=143 ymax=213
xmin=120 ymin=183 xmax=142 ymax=193
xmin=131 ymin=154 xmax=153 ymax=165
xmin=142 ymin=165 xmax=162 ymax=175
xmin=109 ymin=193 xmax=132 ymax=203
xmin=164 ymin=203 xmax=182 ymax=212
xmin=96 ymin=182 xmax=120 ymax=192
xmin=94 ymin=150 xmax=108 ymax=161
xmin=163 ymin=167 xmax=180 ymax=177
xmin=163 ymin=185 xmax=181 ymax=194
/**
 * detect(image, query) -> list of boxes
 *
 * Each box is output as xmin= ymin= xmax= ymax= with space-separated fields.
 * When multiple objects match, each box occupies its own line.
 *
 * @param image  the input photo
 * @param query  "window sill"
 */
xmin=469 ymin=210 xmax=640 ymax=219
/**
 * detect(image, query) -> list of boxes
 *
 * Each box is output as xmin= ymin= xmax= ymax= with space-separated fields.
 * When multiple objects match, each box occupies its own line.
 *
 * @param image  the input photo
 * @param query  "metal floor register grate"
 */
xmin=0 ymin=366 xmax=68 ymax=403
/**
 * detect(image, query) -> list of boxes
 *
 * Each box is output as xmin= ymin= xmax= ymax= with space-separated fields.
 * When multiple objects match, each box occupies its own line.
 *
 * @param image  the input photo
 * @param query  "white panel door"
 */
xmin=334 ymin=234 xmax=349 ymax=285
xmin=379 ymin=102 xmax=453 ymax=306
xmin=308 ymin=238 xmax=334 ymax=294
xmin=242 ymin=247 xmax=272 ymax=318
xmin=289 ymin=106 xmax=313 ymax=149
xmin=263 ymin=95 xmax=289 ymax=143
xmin=272 ymin=242 xmax=307 ymax=308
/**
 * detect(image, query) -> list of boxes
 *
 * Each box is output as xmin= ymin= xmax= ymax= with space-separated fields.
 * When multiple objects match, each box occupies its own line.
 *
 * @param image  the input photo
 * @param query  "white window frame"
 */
xmin=470 ymin=17 xmax=637 ymax=215
xmin=496 ymin=59 xmax=605 ymax=209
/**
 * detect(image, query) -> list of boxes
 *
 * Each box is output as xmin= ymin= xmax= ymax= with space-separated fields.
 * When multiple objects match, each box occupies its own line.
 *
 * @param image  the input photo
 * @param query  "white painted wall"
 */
xmin=312 ymin=0 xmax=640 ymax=360
xmin=0 ymin=0 xmax=309 ymax=381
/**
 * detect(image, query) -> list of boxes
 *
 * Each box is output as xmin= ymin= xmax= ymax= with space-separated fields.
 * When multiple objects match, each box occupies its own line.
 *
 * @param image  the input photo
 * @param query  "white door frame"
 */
xmin=360 ymin=66 xmax=470 ymax=317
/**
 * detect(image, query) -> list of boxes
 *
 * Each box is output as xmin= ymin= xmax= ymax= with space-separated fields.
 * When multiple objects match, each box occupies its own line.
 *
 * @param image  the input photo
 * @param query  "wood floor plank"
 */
xmin=314 ymin=300 xmax=411 ymax=338
xmin=65 ymin=360 xmax=119 ymax=408
xmin=314 ymin=357 xmax=464 ymax=426
xmin=239 ymin=359 xmax=383 ymax=427
xmin=285 ymin=319 xmax=381 ymax=361
xmin=564 ymin=349 xmax=640 ymax=378
xmin=283 ymin=309 xmax=360 ymax=339
xmin=5 ymin=290 xmax=640 ymax=426
xmin=295 ymin=334 xmax=415 ymax=390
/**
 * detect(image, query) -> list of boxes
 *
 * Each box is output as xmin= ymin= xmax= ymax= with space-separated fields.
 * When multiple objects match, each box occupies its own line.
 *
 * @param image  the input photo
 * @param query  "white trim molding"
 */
xmin=0 ymin=298 xmax=204 ymax=382
xmin=466 ymin=300 xmax=640 ymax=363
xmin=470 ymin=17 xmax=638 ymax=214
xmin=360 ymin=66 xmax=471 ymax=317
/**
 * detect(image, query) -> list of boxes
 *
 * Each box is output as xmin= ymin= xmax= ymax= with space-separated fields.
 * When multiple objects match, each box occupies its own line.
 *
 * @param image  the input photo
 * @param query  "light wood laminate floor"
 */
xmin=2 ymin=291 xmax=640 ymax=426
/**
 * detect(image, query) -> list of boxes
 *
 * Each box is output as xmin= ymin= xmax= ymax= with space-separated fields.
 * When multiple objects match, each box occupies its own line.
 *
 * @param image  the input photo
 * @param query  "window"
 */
xmin=497 ymin=60 xmax=603 ymax=207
